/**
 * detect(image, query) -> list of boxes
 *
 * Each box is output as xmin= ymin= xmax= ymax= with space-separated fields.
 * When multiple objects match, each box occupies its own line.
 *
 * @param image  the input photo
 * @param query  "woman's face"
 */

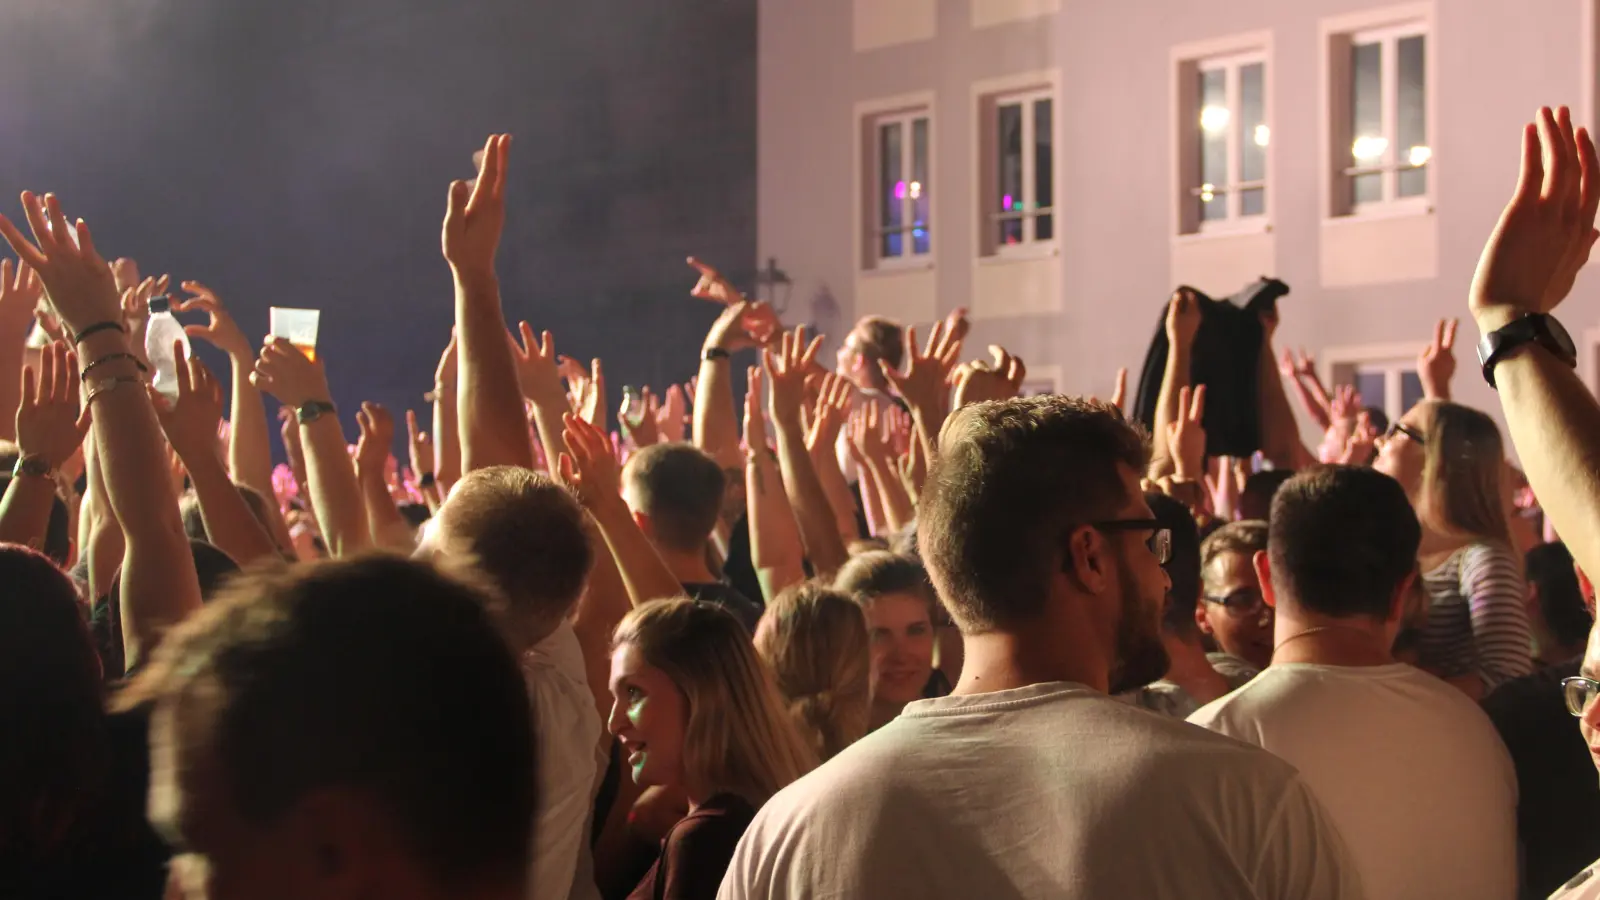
xmin=608 ymin=642 xmax=688 ymax=789
xmin=865 ymin=592 xmax=935 ymax=705
xmin=1374 ymin=405 xmax=1429 ymax=496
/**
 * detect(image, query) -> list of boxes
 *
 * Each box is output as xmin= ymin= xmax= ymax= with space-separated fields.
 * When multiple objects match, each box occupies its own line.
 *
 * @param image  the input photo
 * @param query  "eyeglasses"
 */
xmin=1204 ymin=588 xmax=1270 ymax=619
xmin=1563 ymin=676 xmax=1600 ymax=717
xmin=1384 ymin=422 xmax=1427 ymax=446
xmin=1092 ymin=519 xmax=1172 ymax=565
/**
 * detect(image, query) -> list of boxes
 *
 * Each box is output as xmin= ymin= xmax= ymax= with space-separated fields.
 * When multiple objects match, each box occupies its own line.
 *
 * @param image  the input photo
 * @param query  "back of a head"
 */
xmin=1528 ymin=541 xmax=1590 ymax=651
xmin=1269 ymin=466 xmax=1421 ymax=620
xmin=0 ymin=546 xmax=104 ymax=855
xmin=834 ymin=550 xmax=933 ymax=605
xmin=1147 ymin=492 xmax=1202 ymax=636
xmin=1240 ymin=469 xmax=1296 ymax=522
xmin=624 ymin=442 xmax=726 ymax=554
xmin=918 ymin=396 xmax=1149 ymax=631
xmin=1420 ymin=401 xmax=1513 ymax=546
xmin=853 ymin=316 xmax=905 ymax=372
xmin=126 ymin=555 xmax=535 ymax=889
xmin=614 ymin=599 xmax=817 ymax=806
xmin=435 ymin=466 xmax=593 ymax=644
xmin=753 ymin=583 xmax=871 ymax=760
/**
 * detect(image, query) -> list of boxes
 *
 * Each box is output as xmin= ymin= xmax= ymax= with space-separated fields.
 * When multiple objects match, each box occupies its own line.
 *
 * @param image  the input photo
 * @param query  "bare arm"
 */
xmin=742 ymin=369 xmax=805 ymax=602
xmin=447 ymin=136 xmax=535 ymax=473
xmin=354 ymin=403 xmax=415 ymax=551
xmin=807 ymin=375 xmax=863 ymax=545
xmin=768 ymin=328 xmax=849 ymax=578
xmin=512 ymin=322 xmax=576 ymax=467
xmin=1257 ymin=321 xmax=1317 ymax=470
xmin=1150 ymin=291 xmax=1199 ymax=478
xmin=430 ymin=334 xmax=462 ymax=492
xmin=0 ymin=343 xmax=87 ymax=551
xmin=0 ymin=259 xmax=43 ymax=441
xmin=851 ymin=407 xmax=915 ymax=535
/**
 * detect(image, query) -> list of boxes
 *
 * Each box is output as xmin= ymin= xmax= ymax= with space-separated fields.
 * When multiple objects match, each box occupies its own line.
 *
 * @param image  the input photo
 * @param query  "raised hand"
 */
xmin=406 ymin=409 xmax=433 ymax=480
xmin=688 ymin=256 xmax=746 ymax=305
xmin=111 ymin=257 xmax=140 ymax=293
xmin=806 ymin=372 xmax=854 ymax=451
xmin=1280 ymin=347 xmax=1317 ymax=380
xmin=16 ymin=341 xmax=89 ymax=470
xmin=434 ymin=330 xmax=459 ymax=392
xmin=1165 ymin=288 xmax=1202 ymax=350
xmin=355 ymin=402 xmax=396 ymax=474
xmin=175 ymin=281 xmax=253 ymax=359
xmin=557 ymin=411 xmax=625 ymax=514
xmin=884 ymin=404 xmax=913 ymax=456
xmin=442 ymin=134 xmax=511 ymax=276
xmin=560 ymin=357 xmax=605 ymax=429
xmin=620 ymin=386 xmax=662 ymax=448
xmin=251 ymin=337 xmax=332 ymax=409
xmin=742 ymin=366 xmax=769 ymax=453
xmin=1165 ymin=384 xmax=1207 ymax=481
xmin=121 ymin=276 xmax=155 ymax=353
xmin=151 ymin=350 xmax=225 ymax=464
xmin=1328 ymin=384 xmax=1362 ymax=425
xmin=952 ymin=345 xmax=1026 ymax=409
xmin=1337 ymin=411 xmax=1378 ymax=465
xmin=510 ymin=322 xmax=563 ymax=403
xmin=658 ymin=383 xmax=688 ymax=443
xmin=0 ymin=258 xmax=43 ymax=336
xmin=1471 ymin=106 xmax=1600 ymax=326
xmin=704 ymin=297 xmax=780 ymax=353
xmin=763 ymin=326 xmax=824 ymax=430
xmin=0 ymin=192 xmax=121 ymax=333
xmin=1418 ymin=318 xmax=1458 ymax=401
xmin=1205 ymin=456 xmax=1248 ymax=522
xmin=880 ymin=319 xmax=961 ymax=416
xmin=848 ymin=405 xmax=894 ymax=469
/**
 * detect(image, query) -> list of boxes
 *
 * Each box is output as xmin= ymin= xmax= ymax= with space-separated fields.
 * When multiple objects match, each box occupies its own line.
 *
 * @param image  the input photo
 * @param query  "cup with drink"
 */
xmin=269 ymin=307 xmax=321 ymax=362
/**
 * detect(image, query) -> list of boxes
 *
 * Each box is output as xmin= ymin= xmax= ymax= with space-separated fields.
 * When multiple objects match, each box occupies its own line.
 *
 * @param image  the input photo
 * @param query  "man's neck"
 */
xmin=1272 ymin=610 xmax=1395 ymax=667
xmin=954 ymin=626 xmax=1111 ymax=695
xmin=1160 ymin=633 xmax=1232 ymax=706
xmin=657 ymin=546 xmax=716 ymax=585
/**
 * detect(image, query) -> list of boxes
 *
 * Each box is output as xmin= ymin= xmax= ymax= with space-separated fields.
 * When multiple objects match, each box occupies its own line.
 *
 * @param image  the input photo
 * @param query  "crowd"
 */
xmin=7 ymin=106 xmax=1600 ymax=900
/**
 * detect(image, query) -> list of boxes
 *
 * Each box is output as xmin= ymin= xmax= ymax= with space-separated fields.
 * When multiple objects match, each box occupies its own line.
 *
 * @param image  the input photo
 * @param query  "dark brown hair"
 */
xmin=1269 ymin=466 xmax=1421 ymax=620
xmin=623 ymin=442 xmax=726 ymax=554
xmin=918 ymin=396 xmax=1149 ymax=631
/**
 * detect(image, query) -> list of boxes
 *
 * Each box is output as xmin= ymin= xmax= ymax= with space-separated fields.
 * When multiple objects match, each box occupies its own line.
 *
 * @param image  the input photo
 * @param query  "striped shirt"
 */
xmin=1418 ymin=541 xmax=1533 ymax=691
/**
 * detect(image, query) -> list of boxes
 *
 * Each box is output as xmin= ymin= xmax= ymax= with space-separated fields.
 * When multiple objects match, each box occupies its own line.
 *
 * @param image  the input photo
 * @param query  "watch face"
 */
xmin=1545 ymin=313 xmax=1577 ymax=357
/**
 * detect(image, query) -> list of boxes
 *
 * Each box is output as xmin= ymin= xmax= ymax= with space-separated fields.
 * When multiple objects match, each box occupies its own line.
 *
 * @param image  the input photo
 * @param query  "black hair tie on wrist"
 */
xmin=72 ymin=320 xmax=126 ymax=344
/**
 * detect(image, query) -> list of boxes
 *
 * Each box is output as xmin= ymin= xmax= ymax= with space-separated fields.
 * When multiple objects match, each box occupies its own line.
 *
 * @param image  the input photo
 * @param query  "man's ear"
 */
xmin=632 ymin=509 xmax=654 ymax=540
xmin=1252 ymin=550 xmax=1277 ymax=610
xmin=1194 ymin=600 xmax=1214 ymax=636
xmin=1065 ymin=526 xmax=1110 ymax=594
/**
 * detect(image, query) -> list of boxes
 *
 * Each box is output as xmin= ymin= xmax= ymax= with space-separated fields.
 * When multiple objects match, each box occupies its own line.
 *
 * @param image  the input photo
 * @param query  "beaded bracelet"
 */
xmin=81 ymin=352 xmax=149 ymax=380
xmin=72 ymin=321 xmax=125 ymax=344
xmin=84 ymin=375 xmax=143 ymax=406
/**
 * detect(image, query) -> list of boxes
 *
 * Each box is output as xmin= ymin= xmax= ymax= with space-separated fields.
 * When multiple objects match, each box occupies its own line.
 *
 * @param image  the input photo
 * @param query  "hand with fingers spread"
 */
xmin=764 ymin=326 xmax=824 ymax=431
xmin=0 ymin=191 xmax=122 ymax=333
xmin=1165 ymin=384 xmax=1208 ymax=482
xmin=658 ymin=383 xmax=688 ymax=443
xmin=1280 ymin=347 xmax=1317 ymax=381
xmin=0 ymin=258 xmax=43 ymax=337
xmin=510 ymin=323 xmax=564 ymax=404
xmin=151 ymin=351 xmax=226 ymax=464
xmin=1205 ymin=457 xmax=1249 ymax=523
xmin=806 ymin=372 xmax=854 ymax=452
xmin=1165 ymin=288 xmax=1202 ymax=351
xmin=406 ymin=409 xmax=434 ymax=480
xmin=1337 ymin=411 xmax=1378 ymax=466
xmin=620 ymin=387 xmax=662 ymax=448
xmin=952 ymin=345 xmax=1026 ymax=409
xmin=355 ymin=402 xmax=397 ymax=477
xmin=880 ymin=319 xmax=961 ymax=421
xmin=175 ymin=281 xmax=253 ymax=359
xmin=252 ymin=337 xmax=332 ymax=409
xmin=561 ymin=357 xmax=605 ymax=429
xmin=16 ymin=341 xmax=89 ymax=470
xmin=704 ymin=297 xmax=780 ymax=354
xmin=557 ymin=412 xmax=627 ymax=515
xmin=443 ymin=134 xmax=511 ymax=276
xmin=1418 ymin=318 xmax=1458 ymax=401
xmin=848 ymin=405 xmax=895 ymax=471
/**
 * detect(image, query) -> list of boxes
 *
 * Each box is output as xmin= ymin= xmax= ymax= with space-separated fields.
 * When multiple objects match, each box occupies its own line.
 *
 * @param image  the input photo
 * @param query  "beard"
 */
xmin=1107 ymin=552 xmax=1170 ymax=695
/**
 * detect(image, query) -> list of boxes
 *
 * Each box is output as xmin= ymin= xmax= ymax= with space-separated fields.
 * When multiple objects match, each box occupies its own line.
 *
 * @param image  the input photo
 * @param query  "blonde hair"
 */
xmin=1415 ymin=401 xmax=1513 ymax=546
xmin=753 ymin=584 xmax=871 ymax=760
xmin=613 ymin=599 xmax=817 ymax=807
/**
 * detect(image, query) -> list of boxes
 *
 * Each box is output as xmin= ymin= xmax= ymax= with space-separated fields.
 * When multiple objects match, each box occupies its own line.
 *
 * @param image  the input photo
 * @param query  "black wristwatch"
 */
xmin=12 ymin=455 xmax=53 ymax=480
xmin=418 ymin=471 xmax=437 ymax=488
xmin=296 ymin=400 xmax=337 ymax=424
xmin=702 ymin=347 xmax=731 ymax=362
xmin=1476 ymin=313 xmax=1577 ymax=389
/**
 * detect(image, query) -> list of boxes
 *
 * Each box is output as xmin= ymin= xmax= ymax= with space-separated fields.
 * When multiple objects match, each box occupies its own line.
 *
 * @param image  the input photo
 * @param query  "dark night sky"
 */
xmin=0 ymin=0 xmax=756 ymax=459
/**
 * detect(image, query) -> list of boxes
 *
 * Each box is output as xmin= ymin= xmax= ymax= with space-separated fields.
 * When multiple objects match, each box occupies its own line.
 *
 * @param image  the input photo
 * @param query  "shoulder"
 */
xmin=669 ymin=796 xmax=757 ymax=857
xmin=1460 ymin=541 xmax=1522 ymax=571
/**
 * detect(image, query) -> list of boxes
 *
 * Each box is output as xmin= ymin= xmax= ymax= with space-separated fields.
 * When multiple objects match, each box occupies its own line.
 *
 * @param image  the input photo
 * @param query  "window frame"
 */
xmin=1171 ymin=31 xmax=1274 ymax=240
xmin=1344 ymin=21 xmax=1429 ymax=214
xmin=1324 ymin=342 xmax=1425 ymax=421
xmin=856 ymin=93 xmax=937 ymax=273
xmin=989 ymin=87 xmax=1055 ymax=258
xmin=1194 ymin=49 xmax=1269 ymax=234
xmin=868 ymin=109 xmax=934 ymax=268
xmin=973 ymin=73 xmax=1060 ymax=261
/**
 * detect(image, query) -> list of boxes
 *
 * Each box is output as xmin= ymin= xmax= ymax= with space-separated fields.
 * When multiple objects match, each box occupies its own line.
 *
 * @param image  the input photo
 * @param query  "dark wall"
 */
xmin=0 ymin=0 xmax=756 ymax=459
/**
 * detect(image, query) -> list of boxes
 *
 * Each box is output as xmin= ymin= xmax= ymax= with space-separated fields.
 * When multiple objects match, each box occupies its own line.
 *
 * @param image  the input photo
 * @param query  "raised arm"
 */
xmin=1469 ymin=106 xmax=1600 ymax=583
xmin=445 ymin=134 xmax=534 ymax=473
xmin=0 ymin=341 xmax=88 ymax=550
xmin=0 ymin=260 xmax=44 ymax=442
xmin=153 ymin=353 xmax=278 ymax=567
xmin=849 ymin=404 xmax=915 ymax=534
xmin=806 ymin=373 xmax=862 ymax=545
xmin=511 ymin=322 xmax=575 ymax=465
xmin=742 ymin=366 xmax=805 ymax=602
xmin=557 ymin=412 xmax=683 ymax=608
xmin=880 ymin=316 xmax=964 ymax=461
xmin=429 ymin=333 xmax=462 ymax=492
xmin=405 ymin=409 xmax=441 ymax=511
xmin=252 ymin=338 xmax=371 ymax=558
xmin=1150 ymin=290 xmax=1200 ymax=477
xmin=0 ymin=192 xmax=201 ymax=668
xmin=689 ymin=257 xmax=779 ymax=471
xmin=1280 ymin=348 xmax=1333 ymax=432
xmin=353 ymin=402 xmax=415 ymax=551
xmin=1257 ymin=309 xmax=1318 ymax=471
xmin=767 ymin=327 xmax=849 ymax=578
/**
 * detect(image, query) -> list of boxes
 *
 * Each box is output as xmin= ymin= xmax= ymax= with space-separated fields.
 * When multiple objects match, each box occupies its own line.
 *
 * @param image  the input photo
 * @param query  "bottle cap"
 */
xmin=149 ymin=295 xmax=171 ymax=314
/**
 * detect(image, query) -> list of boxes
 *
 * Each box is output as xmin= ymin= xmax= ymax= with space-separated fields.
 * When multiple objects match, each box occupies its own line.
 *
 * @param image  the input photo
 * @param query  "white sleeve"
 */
xmin=717 ymin=824 xmax=763 ymax=900
xmin=1251 ymin=775 xmax=1368 ymax=900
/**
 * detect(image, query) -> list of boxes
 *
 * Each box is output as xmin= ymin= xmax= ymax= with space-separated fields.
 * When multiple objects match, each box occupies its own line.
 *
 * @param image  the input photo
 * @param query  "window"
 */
xmin=868 ymin=109 xmax=932 ymax=265
xmin=1340 ymin=22 xmax=1429 ymax=211
xmin=1194 ymin=52 xmax=1268 ymax=229
xmin=1332 ymin=359 xmax=1424 ymax=420
xmin=989 ymin=88 xmax=1054 ymax=252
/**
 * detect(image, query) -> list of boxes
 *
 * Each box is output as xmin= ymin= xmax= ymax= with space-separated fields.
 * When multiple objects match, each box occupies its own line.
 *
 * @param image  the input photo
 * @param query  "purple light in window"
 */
xmin=1002 ymin=193 xmax=1013 ymax=210
xmin=894 ymin=181 xmax=908 ymax=200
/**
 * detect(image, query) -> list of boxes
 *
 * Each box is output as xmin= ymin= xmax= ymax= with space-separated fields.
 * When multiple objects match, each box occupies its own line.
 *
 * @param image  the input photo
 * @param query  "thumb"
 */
xmin=445 ymin=180 xmax=472 ymax=224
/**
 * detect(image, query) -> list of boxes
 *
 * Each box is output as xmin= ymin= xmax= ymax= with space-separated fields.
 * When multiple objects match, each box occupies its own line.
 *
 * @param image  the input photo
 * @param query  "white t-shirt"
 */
xmin=1188 ymin=663 xmax=1518 ymax=900
xmin=522 ymin=621 xmax=605 ymax=900
xmin=1551 ymin=862 xmax=1600 ymax=899
xmin=717 ymin=682 xmax=1364 ymax=900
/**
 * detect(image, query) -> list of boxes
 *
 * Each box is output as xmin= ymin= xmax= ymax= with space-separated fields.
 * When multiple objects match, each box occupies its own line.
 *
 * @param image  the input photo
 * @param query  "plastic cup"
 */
xmin=269 ymin=307 xmax=321 ymax=362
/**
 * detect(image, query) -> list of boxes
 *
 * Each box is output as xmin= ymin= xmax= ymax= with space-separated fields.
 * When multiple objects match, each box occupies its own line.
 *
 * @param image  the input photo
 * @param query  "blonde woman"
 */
xmin=753 ymin=583 xmax=872 ymax=760
xmin=610 ymin=599 xmax=818 ymax=900
xmin=1374 ymin=400 xmax=1532 ymax=697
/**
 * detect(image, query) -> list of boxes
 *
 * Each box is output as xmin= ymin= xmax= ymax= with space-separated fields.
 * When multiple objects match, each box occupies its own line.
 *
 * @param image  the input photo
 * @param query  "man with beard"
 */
xmin=719 ymin=396 xmax=1363 ymax=900
xmin=1189 ymin=466 xmax=1517 ymax=899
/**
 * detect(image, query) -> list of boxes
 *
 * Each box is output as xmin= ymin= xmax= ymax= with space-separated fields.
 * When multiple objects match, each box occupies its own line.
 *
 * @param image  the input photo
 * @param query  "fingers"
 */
xmin=801 ymin=333 xmax=824 ymax=369
xmin=407 ymin=408 xmax=421 ymax=441
xmin=1442 ymin=318 xmax=1458 ymax=350
xmin=1580 ymin=126 xmax=1600 ymax=229
xmin=1558 ymin=106 xmax=1580 ymax=208
xmin=18 ymin=363 xmax=35 ymax=412
xmin=1515 ymin=121 xmax=1544 ymax=206
xmin=0 ymin=212 xmax=44 ymax=270
xmin=1539 ymin=107 xmax=1567 ymax=202
xmin=687 ymin=256 xmax=718 ymax=278
xmin=1112 ymin=368 xmax=1127 ymax=408
xmin=174 ymin=341 xmax=193 ymax=398
xmin=1190 ymin=383 xmax=1207 ymax=420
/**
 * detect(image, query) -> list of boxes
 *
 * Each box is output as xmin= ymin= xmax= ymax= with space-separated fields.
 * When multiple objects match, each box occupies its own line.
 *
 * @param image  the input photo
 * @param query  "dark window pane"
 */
xmin=1400 ymin=370 xmax=1424 ymax=414
xmin=880 ymin=121 xmax=903 ymax=258
xmin=1199 ymin=68 xmax=1228 ymax=222
xmin=1239 ymin=62 xmax=1266 ymax=214
xmin=1034 ymin=98 xmax=1053 ymax=242
xmin=1351 ymin=41 xmax=1384 ymax=206
xmin=1355 ymin=372 xmax=1386 ymax=412
xmin=998 ymin=103 xmax=1023 ymax=245
xmin=1397 ymin=35 xmax=1428 ymax=198
xmin=912 ymin=117 xmax=930 ymax=255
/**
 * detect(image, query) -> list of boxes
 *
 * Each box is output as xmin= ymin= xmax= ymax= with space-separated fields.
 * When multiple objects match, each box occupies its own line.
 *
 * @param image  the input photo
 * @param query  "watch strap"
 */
xmin=296 ymin=400 xmax=337 ymax=424
xmin=702 ymin=347 xmax=731 ymax=362
xmin=13 ymin=455 xmax=54 ymax=480
xmin=1477 ymin=313 xmax=1576 ymax=390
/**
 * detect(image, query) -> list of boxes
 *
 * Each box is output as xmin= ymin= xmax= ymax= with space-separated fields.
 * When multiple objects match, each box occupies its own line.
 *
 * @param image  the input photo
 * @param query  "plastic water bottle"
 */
xmin=145 ymin=295 xmax=190 ymax=400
